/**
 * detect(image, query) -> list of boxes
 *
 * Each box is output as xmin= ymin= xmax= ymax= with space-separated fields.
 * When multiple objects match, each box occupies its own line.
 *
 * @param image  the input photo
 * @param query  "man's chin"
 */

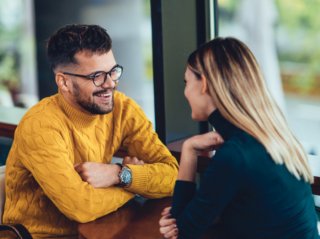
xmin=79 ymin=102 xmax=114 ymax=115
xmin=99 ymin=108 xmax=113 ymax=114
xmin=94 ymin=104 xmax=113 ymax=114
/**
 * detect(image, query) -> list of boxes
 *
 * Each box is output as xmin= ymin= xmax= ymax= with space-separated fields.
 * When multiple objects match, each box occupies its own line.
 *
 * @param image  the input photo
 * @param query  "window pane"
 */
xmin=0 ymin=0 xmax=37 ymax=108
xmin=218 ymin=0 xmax=320 ymax=156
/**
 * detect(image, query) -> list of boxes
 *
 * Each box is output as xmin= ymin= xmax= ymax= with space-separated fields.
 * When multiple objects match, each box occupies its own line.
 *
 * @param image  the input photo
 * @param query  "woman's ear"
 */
xmin=55 ymin=73 xmax=70 ymax=92
xmin=201 ymin=75 xmax=208 ymax=94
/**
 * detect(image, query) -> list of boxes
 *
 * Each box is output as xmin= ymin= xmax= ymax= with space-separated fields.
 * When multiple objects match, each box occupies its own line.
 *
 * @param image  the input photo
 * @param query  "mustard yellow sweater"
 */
xmin=3 ymin=91 xmax=178 ymax=238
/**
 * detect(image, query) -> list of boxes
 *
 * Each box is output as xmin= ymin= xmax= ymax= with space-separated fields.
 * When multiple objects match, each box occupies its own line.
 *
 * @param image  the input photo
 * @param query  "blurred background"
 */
xmin=0 ymin=0 xmax=319 ymax=164
xmin=219 ymin=0 xmax=320 ymax=157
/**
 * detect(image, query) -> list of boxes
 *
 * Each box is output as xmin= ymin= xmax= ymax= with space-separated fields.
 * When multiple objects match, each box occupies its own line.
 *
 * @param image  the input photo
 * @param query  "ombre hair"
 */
xmin=188 ymin=37 xmax=313 ymax=183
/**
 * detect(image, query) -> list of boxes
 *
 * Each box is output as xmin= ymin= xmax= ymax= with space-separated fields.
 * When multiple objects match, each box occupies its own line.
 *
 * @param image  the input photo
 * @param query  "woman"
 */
xmin=159 ymin=37 xmax=319 ymax=239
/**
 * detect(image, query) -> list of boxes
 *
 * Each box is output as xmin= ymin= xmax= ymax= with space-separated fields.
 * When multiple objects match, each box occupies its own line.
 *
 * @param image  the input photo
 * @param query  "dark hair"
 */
xmin=47 ymin=24 xmax=112 ymax=70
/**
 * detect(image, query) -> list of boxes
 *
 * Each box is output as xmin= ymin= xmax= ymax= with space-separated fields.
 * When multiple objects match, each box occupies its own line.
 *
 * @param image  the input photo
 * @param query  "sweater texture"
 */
xmin=3 ymin=91 xmax=178 ymax=238
xmin=171 ymin=110 xmax=319 ymax=239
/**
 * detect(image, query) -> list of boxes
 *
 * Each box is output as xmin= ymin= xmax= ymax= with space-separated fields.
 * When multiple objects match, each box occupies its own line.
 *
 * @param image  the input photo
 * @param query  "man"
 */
xmin=3 ymin=24 xmax=178 ymax=238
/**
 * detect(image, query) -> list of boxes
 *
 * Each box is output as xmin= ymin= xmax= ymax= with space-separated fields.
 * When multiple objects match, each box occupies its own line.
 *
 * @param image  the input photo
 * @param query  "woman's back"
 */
xmin=217 ymin=129 xmax=318 ymax=239
xmin=159 ymin=37 xmax=319 ymax=239
xmin=171 ymin=111 xmax=319 ymax=239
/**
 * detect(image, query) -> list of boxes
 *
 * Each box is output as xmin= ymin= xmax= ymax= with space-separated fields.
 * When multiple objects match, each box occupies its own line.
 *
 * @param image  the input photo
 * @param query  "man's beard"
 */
xmin=77 ymin=97 xmax=114 ymax=114
xmin=73 ymin=82 xmax=114 ymax=115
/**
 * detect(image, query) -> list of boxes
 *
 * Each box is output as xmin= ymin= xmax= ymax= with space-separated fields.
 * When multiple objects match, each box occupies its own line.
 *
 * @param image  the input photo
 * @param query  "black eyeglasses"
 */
xmin=63 ymin=64 xmax=123 ymax=87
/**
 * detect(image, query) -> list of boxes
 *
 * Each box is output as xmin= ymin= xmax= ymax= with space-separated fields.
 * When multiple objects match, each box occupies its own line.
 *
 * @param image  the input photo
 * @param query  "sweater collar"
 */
xmin=208 ymin=110 xmax=241 ymax=140
xmin=57 ymin=93 xmax=100 ymax=128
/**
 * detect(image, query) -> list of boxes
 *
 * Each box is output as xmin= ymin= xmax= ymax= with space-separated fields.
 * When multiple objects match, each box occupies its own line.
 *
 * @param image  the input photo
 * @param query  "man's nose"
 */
xmin=101 ymin=74 xmax=115 ymax=89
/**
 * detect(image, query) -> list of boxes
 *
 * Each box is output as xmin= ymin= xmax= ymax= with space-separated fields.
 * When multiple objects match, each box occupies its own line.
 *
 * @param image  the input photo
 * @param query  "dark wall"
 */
xmin=151 ymin=0 xmax=213 ymax=143
xmin=34 ymin=0 xmax=88 ymax=99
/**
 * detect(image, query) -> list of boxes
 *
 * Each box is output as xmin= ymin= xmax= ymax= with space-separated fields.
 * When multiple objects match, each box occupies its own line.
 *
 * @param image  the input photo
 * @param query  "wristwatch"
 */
xmin=116 ymin=163 xmax=132 ymax=187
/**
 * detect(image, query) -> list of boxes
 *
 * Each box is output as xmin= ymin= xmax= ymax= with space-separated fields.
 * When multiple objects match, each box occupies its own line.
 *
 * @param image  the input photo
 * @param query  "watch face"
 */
xmin=120 ymin=167 xmax=132 ymax=185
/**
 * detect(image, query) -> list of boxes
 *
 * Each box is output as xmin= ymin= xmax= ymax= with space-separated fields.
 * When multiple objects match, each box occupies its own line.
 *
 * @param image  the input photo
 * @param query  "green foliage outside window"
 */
xmin=0 ymin=0 xmax=23 ymax=95
xmin=219 ymin=0 xmax=320 ymax=97
xmin=275 ymin=0 xmax=320 ymax=96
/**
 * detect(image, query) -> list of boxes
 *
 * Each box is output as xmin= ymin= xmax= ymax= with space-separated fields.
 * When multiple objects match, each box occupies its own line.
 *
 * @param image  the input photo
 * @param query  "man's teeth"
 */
xmin=96 ymin=93 xmax=111 ymax=97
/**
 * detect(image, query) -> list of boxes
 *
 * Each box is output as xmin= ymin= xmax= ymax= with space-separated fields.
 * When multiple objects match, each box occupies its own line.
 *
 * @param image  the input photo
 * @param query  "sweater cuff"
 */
xmin=171 ymin=180 xmax=196 ymax=217
xmin=126 ymin=164 xmax=148 ymax=192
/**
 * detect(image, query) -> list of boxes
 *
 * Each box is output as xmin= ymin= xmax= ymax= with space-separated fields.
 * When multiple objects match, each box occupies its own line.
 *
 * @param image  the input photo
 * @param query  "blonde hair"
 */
xmin=188 ymin=37 xmax=313 ymax=183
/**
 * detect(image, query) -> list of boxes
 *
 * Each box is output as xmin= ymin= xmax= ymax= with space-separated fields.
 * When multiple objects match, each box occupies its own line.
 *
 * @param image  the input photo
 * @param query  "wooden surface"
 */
xmin=78 ymin=197 xmax=171 ymax=239
xmin=78 ymin=196 xmax=216 ymax=239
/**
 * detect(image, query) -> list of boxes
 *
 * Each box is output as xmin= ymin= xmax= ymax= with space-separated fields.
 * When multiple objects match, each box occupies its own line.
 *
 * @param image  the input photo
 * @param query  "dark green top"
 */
xmin=171 ymin=110 xmax=319 ymax=239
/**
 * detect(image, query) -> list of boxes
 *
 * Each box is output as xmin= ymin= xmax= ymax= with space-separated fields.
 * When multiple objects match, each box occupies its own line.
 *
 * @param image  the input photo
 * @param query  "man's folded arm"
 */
xmin=121 ymin=100 xmax=179 ymax=198
xmin=16 ymin=125 xmax=134 ymax=223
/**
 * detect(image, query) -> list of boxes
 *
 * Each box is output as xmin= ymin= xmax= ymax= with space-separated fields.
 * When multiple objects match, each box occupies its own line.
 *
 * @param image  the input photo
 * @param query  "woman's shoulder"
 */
xmin=225 ymin=130 xmax=265 ymax=153
xmin=213 ymin=132 xmax=266 ymax=170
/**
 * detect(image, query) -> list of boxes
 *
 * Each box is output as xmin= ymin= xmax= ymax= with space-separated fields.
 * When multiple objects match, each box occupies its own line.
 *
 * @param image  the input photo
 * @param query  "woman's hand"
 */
xmin=184 ymin=131 xmax=224 ymax=153
xmin=159 ymin=207 xmax=178 ymax=239
xmin=178 ymin=131 xmax=224 ymax=182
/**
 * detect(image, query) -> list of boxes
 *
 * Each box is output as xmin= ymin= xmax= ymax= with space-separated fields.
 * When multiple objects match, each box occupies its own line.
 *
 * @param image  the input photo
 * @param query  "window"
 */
xmin=218 ymin=0 xmax=320 ymax=156
xmin=0 ymin=0 xmax=37 ymax=108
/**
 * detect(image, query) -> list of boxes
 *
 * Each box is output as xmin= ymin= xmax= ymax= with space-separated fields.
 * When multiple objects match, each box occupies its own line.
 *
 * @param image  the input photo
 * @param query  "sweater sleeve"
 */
xmin=171 ymin=143 xmax=246 ymax=239
xmin=15 ymin=118 xmax=135 ymax=223
xmin=121 ymin=100 xmax=178 ymax=198
xmin=170 ymin=181 xmax=196 ymax=217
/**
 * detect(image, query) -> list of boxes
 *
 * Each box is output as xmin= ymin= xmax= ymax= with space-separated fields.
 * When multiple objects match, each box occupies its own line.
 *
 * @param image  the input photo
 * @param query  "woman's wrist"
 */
xmin=177 ymin=140 xmax=198 ymax=182
xmin=181 ymin=139 xmax=197 ymax=157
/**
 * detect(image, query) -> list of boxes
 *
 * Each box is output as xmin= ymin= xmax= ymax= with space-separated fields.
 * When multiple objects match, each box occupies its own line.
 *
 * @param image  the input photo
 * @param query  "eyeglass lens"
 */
xmin=94 ymin=66 xmax=122 ymax=86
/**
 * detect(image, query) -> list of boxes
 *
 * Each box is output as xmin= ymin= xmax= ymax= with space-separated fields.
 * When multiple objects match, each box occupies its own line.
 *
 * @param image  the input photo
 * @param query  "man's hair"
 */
xmin=47 ymin=24 xmax=112 ymax=70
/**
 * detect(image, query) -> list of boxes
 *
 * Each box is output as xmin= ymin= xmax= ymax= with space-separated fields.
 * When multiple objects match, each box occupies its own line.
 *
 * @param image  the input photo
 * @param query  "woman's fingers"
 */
xmin=159 ymin=223 xmax=178 ymax=238
xmin=164 ymin=226 xmax=178 ymax=239
xmin=159 ymin=207 xmax=178 ymax=238
xmin=186 ymin=131 xmax=224 ymax=151
xmin=161 ymin=206 xmax=172 ymax=216
xmin=159 ymin=217 xmax=176 ymax=227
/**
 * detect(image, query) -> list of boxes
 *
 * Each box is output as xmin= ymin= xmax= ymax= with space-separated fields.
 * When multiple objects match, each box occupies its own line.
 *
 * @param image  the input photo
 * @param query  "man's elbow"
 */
xmin=67 ymin=211 xmax=98 ymax=223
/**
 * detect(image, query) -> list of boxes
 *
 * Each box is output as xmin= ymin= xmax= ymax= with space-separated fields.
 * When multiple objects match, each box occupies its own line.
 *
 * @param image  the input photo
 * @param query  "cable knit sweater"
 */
xmin=3 ymin=91 xmax=178 ymax=238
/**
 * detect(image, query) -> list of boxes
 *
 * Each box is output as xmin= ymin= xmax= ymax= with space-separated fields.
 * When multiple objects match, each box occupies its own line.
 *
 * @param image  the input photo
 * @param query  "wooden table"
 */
xmin=78 ymin=196 xmax=170 ymax=239
xmin=78 ymin=196 xmax=216 ymax=239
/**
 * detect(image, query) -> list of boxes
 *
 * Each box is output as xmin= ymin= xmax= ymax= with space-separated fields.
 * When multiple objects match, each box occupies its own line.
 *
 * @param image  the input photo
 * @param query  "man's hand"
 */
xmin=74 ymin=162 xmax=121 ymax=188
xmin=123 ymin=156 xmax=144 ymax=165
xmin=159 ymin=207 xmax=178 ymax=239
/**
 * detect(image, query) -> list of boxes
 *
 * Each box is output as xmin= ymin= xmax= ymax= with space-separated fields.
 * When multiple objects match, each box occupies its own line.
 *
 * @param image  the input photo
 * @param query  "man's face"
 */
xmin=62 ymin=50 xmax=118 ymax=114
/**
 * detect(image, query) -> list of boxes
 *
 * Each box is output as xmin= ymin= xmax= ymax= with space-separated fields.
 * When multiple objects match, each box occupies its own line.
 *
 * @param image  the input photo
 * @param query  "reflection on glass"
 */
xmin=219 ymin=0 xmax=320 ymax=155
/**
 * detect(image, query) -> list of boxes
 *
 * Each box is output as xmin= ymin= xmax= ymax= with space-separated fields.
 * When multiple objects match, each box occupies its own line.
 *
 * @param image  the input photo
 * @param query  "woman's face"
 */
xmin=184 ymin=67 xmax=215 ymax=121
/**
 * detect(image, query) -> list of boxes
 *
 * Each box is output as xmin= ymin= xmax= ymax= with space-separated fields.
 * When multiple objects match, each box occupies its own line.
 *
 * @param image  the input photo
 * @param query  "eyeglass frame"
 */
xmin=63 ymin=64 xmax=123 ymax=87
